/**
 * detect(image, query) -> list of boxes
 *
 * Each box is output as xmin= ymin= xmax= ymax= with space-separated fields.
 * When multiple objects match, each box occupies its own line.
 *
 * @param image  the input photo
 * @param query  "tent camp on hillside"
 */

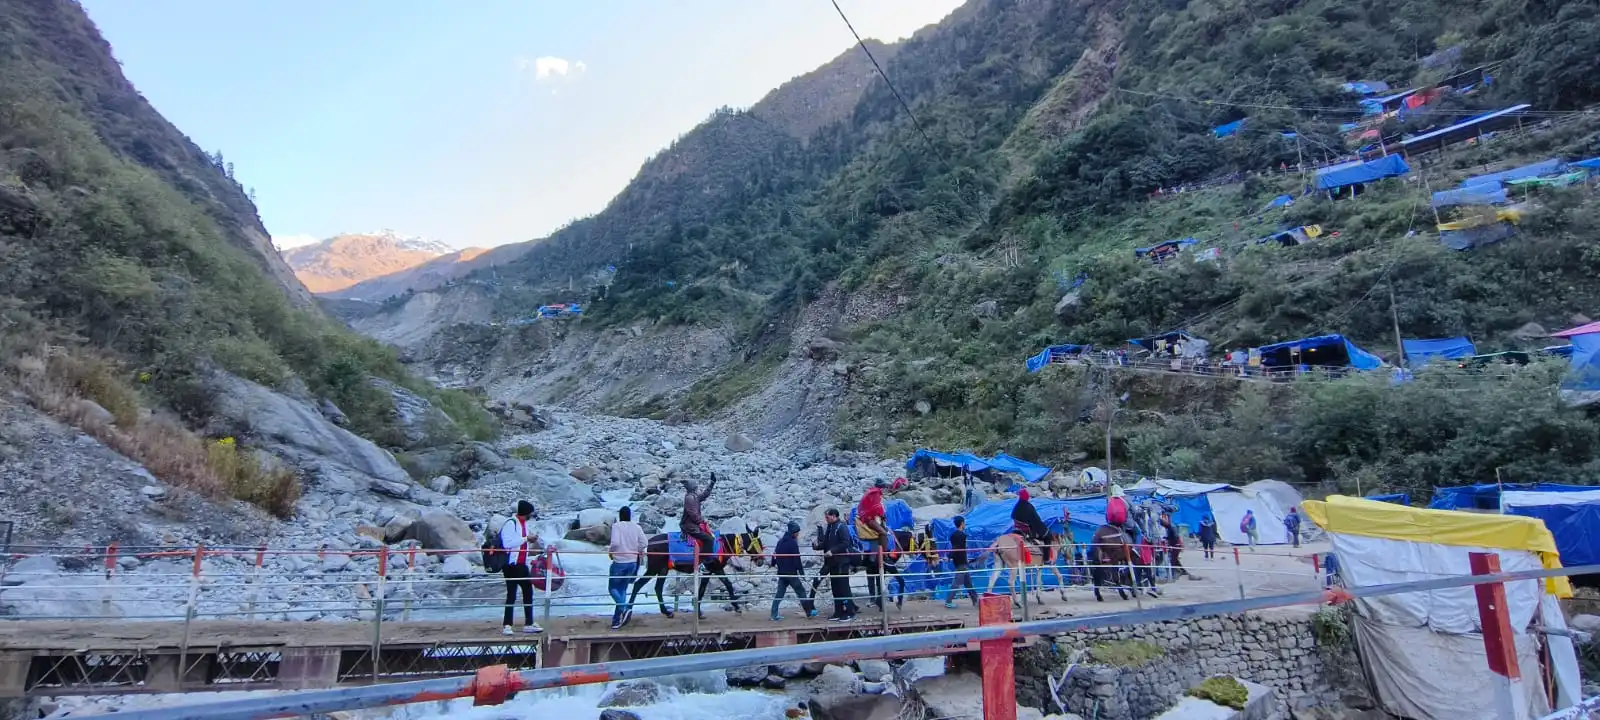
xmin=1553 ymin=320 xmax=1600 ymax=407
xmin=1025 ymin=343 xmax=1091 ymax=372
xmin=1131 ymin=331 xmax=1209 ymax=360
xmin=1306 ymin=496 xmax=1580 ymax=718
xmin=905 ymin=449 xmax=1052 ymax=486
xmin=1402 ymin=336 xmax=1476 ymax=364
xmin=1252 ymin=334 xmax=1385 ymax=372
xmin=1314 ymin=155 xmax=1410 ymax=197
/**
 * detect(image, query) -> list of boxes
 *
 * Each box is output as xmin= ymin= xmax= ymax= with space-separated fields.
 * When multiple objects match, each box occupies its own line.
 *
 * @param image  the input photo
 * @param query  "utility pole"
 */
xmin=1388 ymin=278 xmax=1406 ymax=368
xmin=1421 ymin=168 xmax=1443 ymax=228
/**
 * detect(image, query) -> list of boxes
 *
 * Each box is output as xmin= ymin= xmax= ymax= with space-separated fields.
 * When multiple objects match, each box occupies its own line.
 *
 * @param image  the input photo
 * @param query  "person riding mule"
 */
xmin=1086 ymin=523 xmax=1161 ymax=602
xmin=627 ymin=475 xmax=766 ymax=619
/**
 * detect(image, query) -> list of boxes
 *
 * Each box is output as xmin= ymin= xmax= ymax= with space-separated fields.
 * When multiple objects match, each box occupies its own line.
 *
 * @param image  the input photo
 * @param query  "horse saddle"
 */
xmin=665 ymin=532 xmax=720 ymax=565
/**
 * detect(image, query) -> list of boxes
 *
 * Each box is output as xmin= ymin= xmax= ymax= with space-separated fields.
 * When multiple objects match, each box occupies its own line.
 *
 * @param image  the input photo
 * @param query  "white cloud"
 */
xmin=271 ymin=233 xmax=320 ymax=250
xmin=517 ymin=55 xmax=587 ymax=83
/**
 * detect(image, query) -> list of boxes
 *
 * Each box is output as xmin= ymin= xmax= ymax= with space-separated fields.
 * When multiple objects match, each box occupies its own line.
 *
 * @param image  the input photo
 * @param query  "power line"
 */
xmin=828 ymin=0 xmax=942 ymax=159
xmin=1114 ymin=86 xmax=1590 ymax=119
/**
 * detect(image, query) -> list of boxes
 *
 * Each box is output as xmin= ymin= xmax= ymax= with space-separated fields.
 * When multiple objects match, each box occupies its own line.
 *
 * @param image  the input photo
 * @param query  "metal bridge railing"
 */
xmin=78 ymin=559 xmax=1600 ymax=720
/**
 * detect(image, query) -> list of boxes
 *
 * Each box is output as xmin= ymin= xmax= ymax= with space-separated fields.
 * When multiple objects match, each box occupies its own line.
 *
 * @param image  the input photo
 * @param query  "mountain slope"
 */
xmin=281 ymin=231 xmax=462 ymax=294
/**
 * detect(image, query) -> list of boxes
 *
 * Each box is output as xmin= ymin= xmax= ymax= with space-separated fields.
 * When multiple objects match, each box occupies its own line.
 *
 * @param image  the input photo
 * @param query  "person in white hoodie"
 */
xmin=500 ymin=500 xmax=543 ymax=635
xmin=607 ymin=506 xmax=647 ymax=630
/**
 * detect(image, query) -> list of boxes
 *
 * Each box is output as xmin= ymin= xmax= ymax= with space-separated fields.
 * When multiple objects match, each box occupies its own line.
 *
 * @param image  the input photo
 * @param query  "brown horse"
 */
xmin=984 ymin=533 xmax=1053 ymax=607
xmin=1088 ymin=525 xmax=1160 ymax=602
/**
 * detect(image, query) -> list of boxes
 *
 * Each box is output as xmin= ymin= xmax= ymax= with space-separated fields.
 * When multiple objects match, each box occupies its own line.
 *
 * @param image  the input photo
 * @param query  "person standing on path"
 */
xmin=944 ymin=516 xmax=979 ymax=609
xmin=821 ymin=509 xmax=858 ymax=621
xmin=1198 ymin=514 xmax=1219 ymax=559
xmin=499 ymin=500 xmax=543 ymax=635
xmin=679 ymin=475 xmax=717 ymax=560
xmin=1240 ymin=510 xmax=1259 ymax=551
xmin=1284 ymin=507 xmax=1302 ymax=548
xmin=770 ymin=521 xmax=817 ymax=621
xmin=1161 ymin=513 xmax=1187 ymax=578
xmin=607 ymin=505 xmax=647 ymax=630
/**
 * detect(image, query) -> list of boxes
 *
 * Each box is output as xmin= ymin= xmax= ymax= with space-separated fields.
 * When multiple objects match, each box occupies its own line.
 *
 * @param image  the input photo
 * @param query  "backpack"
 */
xmin=530 ymin=550 xmax=566 ymax=592
xmin=481 ymin=522 xmax=507 ymax=574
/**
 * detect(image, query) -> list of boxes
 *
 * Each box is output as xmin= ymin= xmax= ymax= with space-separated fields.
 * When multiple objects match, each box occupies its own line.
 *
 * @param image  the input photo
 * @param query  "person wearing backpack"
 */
xmin=499 ymin=500 xmax=543 ymax=635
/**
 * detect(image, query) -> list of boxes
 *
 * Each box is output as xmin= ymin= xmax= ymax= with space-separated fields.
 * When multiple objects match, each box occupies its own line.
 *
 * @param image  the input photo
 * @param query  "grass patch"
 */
xmin=1187 ymin=676 xmax=1248 ymax=710
xmin=505 ymin=444 xmax=543 ymax=461
xmin=1089 ymin=639 xmax=1164 ymax=668
xmin=680 ymin=345 xmax=786 ymax=418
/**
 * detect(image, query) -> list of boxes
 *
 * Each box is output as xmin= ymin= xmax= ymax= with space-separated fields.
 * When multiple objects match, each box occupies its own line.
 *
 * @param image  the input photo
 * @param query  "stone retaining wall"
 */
xmin=1015 ymin=609 xmax=1365 ymax=720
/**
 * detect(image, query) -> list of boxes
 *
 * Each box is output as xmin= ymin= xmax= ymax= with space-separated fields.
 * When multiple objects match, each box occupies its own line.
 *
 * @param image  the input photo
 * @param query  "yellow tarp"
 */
xmin=1437 ymin=207 xmax=1523 ymax=232
xmin=1303 ymin=495 xmax=1571 ymax=597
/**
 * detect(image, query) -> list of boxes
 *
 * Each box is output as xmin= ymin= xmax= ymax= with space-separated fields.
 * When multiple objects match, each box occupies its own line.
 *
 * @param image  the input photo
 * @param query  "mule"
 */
xmin=983 ymin=532 xmax=1056 ymax=607
xmin=1087 ymin=524 xmax=1161 ymax=602
xmin=626 ymin=525 xmax=765 ymax=619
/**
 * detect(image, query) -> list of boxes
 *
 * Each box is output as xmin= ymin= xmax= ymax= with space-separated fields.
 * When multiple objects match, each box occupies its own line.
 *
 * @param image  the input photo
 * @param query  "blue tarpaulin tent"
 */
xmin=1432 ymin=185 xmax=1507 ymax=207
xmin=1315 ymin=155 xmax=1411 ymax=191
xmin=986 ymin=453 xmax=1052 ymax=483
xmin=930 ymin=497 xmax=1106 ymax=557
xmin=1135 ymin=238 xmax=1199 ymax=259
xmin=1265 ymin=194 xmax=1294 ymax=210
xmin=1399 ymin=104 xmax=1531 ymax=154
xmin=1573 ymin=157 xmax=1600 ymax=171
xmin=1214 ymin=119 xmax=1246 ymax=138
xmin=1555 ymin=322 xmax=1600 ymax=407
xmin=1427 ymin=483 xmax=1596 ymax=511
xmin=1461 ymin=159 xmax=1565 ymax=189
xmin=1254 ymin=334 xmax=1384 ymax=370
xmin=1026 ymin=343 xmax=1090 ymax=373
xmin=1342 ymin=81 xmax=1392 ymax=96
xmin=1544 ymin=345 xmax=1576 ymax=358
xmin=905 ymin=449 xmax=990 ymax=475
xmin=1365 ymin=493 xmax=1411 ymax=505
xmin=1502 ymin=490 xmax=1600 ymax=567
xmin=1440 ymin=222 xmax=1517 ymax=251
xmin=1403 ymin=337 xmax=1476 ymax=363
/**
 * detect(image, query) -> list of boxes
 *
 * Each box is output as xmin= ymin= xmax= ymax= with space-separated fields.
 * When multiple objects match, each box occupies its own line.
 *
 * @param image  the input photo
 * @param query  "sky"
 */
xmin=80 ymin=1 xmax=964 ymax=250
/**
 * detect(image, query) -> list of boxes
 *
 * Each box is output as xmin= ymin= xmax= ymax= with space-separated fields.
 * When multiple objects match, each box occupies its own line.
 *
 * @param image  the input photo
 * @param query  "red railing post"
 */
xmin=1469 ymin=552 xmax=1528 ymax=720
xmin=978 ymin=594 xmax=1016 ymax=720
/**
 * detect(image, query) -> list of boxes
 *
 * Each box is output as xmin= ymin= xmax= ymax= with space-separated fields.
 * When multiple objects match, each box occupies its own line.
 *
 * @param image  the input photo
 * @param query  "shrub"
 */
xmin=1089 ymin=640 xmax=1165 ymax=667
xmin=505 ymin=444 xmax=543 ymax=461
xmin=1187 ymin=676 xmax=1248 ymax=710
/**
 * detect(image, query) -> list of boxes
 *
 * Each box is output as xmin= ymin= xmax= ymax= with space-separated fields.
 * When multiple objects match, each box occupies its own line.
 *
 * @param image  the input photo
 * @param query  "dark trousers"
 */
xmin=1201 ymin=540 xmax=1216 ymax=558
xmin=827 ymin=561 xmax=856 ymax=617
xmin=1169 ymin=549 xmax=1187 ymax=576
xmin=502 ymin=563 xmax=534 ymax=626
xmin=1290 ymin=528 xmax=1300 ymax=548
xmin=683 ymin=526 xmax=714 ymax=558
xmin=949 ymin=566 xmax=978 ymax=605
xmin=772 ymin=575 xmax=815 ymax=617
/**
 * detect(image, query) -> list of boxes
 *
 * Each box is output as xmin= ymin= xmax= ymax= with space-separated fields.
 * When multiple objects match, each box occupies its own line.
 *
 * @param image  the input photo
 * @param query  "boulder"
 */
xmin=808 ymin=694 xmax=900 ymax=720
xmin=911 ymin=503 xmax=962 ymax=526
xmin=914 ymin=672 xmax=1042 ymax=720
xmin=772 ymin=662 xmax=808 ymax=679
xmin=382 ymin=515 xmax=416 ymax=544
xmin=724 ymin=434 xmax=757 ymax=453
xmin=139 ymin=485 xmax=167 ymax=501
xmin=972 ymin=299 xmax=999 ymax=318
xmin=318 ymin=398 xmax=349 ymax=426
xmin=1055 ymin=289 xmax=1083 ymax=317
xmin=369 ymin=377 xmax=460 ymax=449
xmin=401 ymin=509 xmax=477 ymax=552
xmin=762 ymin=674 xmax=786 ymax=690
xmin=806 ymin=337 xmax=842 ymax=361
xmin=855 ymin=659 xmax=892 ymax=683
xmin=3 ymin=556 xmax=58 ymax=586
xmin=578 ymin=508 xmax=618 ymax=528
xmin=203 ymin=369 xmax=413 ymax=485
xmin=428 ymin=476 xmax=454 ymax=494
xmin=72 ymin=399 xmax=115 ymax=427
xmin=914 ymin=400 xmax=932 ymax=415
xmin=655 ymin=671 xmax=728 ymax=695
xmin=597 ymin=680 xmax=663 ymax=708
xmin=565 ymin=525 xmax=610 ymax=544
xmin=571 ymin=466 xmax=603 ymax=483
xmin=726 ymin=666 xmax=769 ymax=687
xmin=599 ymin=710 xmax=643 ymax=720
xmin=369 ymin=478 xmax=413 ymax=499
xmin=1156 ymin=677 xmax=1275 ymax=720
xmin=439 ymin=554 xmax=475 ymax=578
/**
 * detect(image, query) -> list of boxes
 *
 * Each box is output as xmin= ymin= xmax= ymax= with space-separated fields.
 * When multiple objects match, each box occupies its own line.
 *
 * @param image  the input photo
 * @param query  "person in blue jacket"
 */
xmin=770 ymin=521 xmax=817 ymax=621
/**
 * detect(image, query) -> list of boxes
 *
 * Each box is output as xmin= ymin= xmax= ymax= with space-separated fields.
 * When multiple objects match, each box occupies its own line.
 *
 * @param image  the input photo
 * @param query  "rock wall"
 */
xmin=1015 ymin=609 xmax=1364 ymax=720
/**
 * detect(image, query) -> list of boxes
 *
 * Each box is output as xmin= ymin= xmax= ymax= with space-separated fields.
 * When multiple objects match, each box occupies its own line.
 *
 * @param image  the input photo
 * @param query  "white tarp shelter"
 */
xmin=1130 ymin=478 xmax=1305 ymax=545
xmin=1304 ymin=496 xmax=1580 ymax=719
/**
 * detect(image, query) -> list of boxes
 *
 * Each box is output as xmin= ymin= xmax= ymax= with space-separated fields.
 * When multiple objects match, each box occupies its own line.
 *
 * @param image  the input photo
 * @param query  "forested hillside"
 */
xmin=388 ymin=0 xmax=1600 ymax=498
xmin=0 ymin=0 xmax=492 ymax=515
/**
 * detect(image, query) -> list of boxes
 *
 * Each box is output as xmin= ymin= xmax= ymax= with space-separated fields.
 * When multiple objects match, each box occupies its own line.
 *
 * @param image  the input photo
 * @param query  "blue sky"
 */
xmin=80 ymin=1 xmax=962 ymax=249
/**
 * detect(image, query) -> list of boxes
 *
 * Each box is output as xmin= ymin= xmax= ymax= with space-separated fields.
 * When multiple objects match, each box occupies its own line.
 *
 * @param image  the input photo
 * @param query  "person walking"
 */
xmin=1198 ymin=514 xmax=1219 ymax=559
xmin=607 ymin=506 xmax=647 ymax=630
xmin=960 ymin=472 xmax=985 ymax=513
xmin=1240 ymin=510 xmax=1259 ymax=551
xmin=499 ymin=500 xmax=543 ymax=635
xmin=679 ymin=475 xmax=717 ymax=561
xmin=854 ymin=479 xmax=893 ymax=610
xmin=770 ymin=521 xmax=817 ymax=621
xmin=944 ymin=516 xmax=979 ymax=609
xmin=1284 ymin=507 xmax=1302 ymax=548
xmin=1161 ymin=514 xmax=1187 ymax=578
xmin=821 ymin=509 xmax=858 ymax=621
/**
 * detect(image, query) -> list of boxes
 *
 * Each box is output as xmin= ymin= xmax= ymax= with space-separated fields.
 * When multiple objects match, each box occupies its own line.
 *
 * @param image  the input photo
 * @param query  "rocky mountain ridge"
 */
xmin=281 ymin=231 xmax=470 ymax=294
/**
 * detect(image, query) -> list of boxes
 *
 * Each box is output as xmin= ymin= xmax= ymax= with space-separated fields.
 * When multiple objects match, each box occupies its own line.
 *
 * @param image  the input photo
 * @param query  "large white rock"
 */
xmin=578 ymin=508 xmax=618 ymax=528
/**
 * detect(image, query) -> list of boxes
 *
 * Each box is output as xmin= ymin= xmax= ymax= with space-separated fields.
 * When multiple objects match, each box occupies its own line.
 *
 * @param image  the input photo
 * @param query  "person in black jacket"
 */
xmin=1011 ymin=489 xmax=1049 ymax=542
xmin=770 ymin=521 xmax=817 ymax=621
xmin=944 ymin=516 xmax=979 ymax=609
xmin=820 ymin=509 xmax=858 ymax=621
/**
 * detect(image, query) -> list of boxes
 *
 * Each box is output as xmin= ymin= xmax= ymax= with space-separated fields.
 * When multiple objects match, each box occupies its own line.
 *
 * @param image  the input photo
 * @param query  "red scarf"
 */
xmin=515 ymin=518 xmax=529 ymax=566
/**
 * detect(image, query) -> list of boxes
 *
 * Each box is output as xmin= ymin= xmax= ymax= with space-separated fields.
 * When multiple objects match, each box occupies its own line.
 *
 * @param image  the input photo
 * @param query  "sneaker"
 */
xmin=610 ymin=621 xmax=622 ymax=630
xmin=806 ymin=609 xmax=819 ymax=618
xmin=944 ymin=601 xmax=958 ymax=610
xmin=501 ymin=625 xmax=514 ymax=636
xmin=771 ymin=614 xmax=784 ymax=622
xmin=828 ymin=614 xmax=849 ymax=623
xmin=619 ymin=608 xmax=633 ymax=627
xmin=524 ymin=624 xmax=543 ymax=634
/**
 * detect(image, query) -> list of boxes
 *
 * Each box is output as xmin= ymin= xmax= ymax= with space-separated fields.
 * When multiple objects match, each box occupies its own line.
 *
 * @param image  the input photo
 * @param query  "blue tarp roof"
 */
xmin=1432 ymin=185 xmax=1507 ymax=208
xmin=1400 ymin=104 xmax=1531 ymax=154
xmin=1314 ymin=155 xmax=1410 ymax=191
xmin=1461 ymin=159 xmax=1565 ymax=189
xmin=1544 ymin=345 xmax=1576 ymax=358
xmin=1573 ymin=157 xmax=1600 ymax=170
xmin=1403 ymin=337 xmax=1477 ymax=363
xmin=1562 ymin=332 xmax=1600 ymax=396
xmin=1365 ymin=493 xmax=1411 ymax=505
xmin=1265 ymin=194 xmax=1294 ymax=209
xmin=1254 ymin=334 xmax=1384 ymax=370
xmin=1026 ymin=343 xmax=1090 ymax=373
xmin=906 ymin=449 xmax=990 ymax=474
xmin=1342 ymin=81 xmax=1392 ymax=96
xmin=1505 ymin=501 xmax=1600 ymax=567
xmin=1214 ymin=119 xmax=1246 ymax=138
xmin=929 ymin=497 xmax=1108 ymax=550
xmin=1440 ymin=222 xmax=1517 ymax=251
xmin=1132 ymin=331 xmax=1205 ymax=350
xmin=986 ymin=453 xmax=1052 ymax=483
xmin=1427 ymin=483 xmax=1597 ymax=511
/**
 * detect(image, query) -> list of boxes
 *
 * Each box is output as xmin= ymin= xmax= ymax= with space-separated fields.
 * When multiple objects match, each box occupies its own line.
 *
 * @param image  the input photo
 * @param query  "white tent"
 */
xmin=1306 ymin=497 xmax=1580 ymax=719
xmin=1132 ymin=478 xmax=1302 ymax=545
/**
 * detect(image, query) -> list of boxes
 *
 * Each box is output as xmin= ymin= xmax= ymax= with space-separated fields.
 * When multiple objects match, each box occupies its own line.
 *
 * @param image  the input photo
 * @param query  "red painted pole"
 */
xmin=1469 ymin=552 xmax=1528 ymax=720
xmin=978 ymin=594 xmax=1016 ymax=720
